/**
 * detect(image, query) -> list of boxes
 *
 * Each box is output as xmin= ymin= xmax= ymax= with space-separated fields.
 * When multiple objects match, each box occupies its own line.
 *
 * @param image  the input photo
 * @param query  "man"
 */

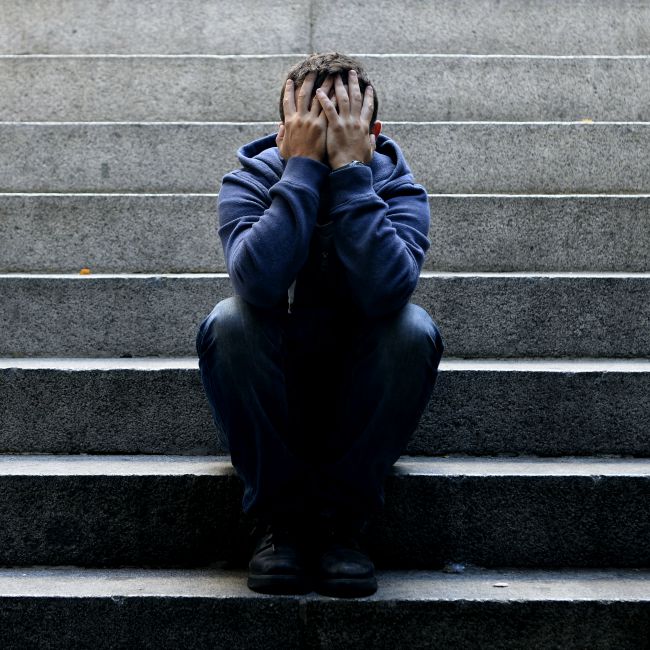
xmin=196 ymin=52 xmax=444 ymax=598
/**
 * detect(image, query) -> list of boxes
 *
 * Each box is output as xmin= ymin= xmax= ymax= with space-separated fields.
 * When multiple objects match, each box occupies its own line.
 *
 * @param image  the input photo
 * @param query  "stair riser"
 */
xmin=0 ymin=0 xmax=310 ymax=55
xmin=3 ymin=0 xmax=649 ymax=55
xmin=2 ymin=123 xmax=650 ymax=193
xmin=0 ymin=598 xmax=647 ymax=650
xmin=1 ymin=276 xmax=648 ymax=357
xmin=0 ymin=472 xmax=647 ymax=567
xmin=1 ymin=366 xmax=649 ymax=456
xmin=1 ymin=195 xmax=648 ymax=273
xmin=3 ymin=56 xmax=650 ymax=121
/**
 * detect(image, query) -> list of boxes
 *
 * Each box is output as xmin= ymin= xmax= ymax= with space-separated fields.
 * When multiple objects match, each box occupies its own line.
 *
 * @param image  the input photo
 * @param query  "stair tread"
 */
xmin=0 ymin=566 xmax=647 ymax=601
xmin=2 ymin=356 xmax=650 ymax=371
xmin=0 ymin=454 xmax=647 ymax=476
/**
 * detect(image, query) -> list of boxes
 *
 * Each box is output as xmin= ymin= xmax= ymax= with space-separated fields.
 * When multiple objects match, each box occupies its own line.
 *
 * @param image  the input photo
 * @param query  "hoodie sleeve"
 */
xmin=327 ymin=163 xmax=430 ymax=318
xmin=217 ymin=156 xmax=330 ymax=307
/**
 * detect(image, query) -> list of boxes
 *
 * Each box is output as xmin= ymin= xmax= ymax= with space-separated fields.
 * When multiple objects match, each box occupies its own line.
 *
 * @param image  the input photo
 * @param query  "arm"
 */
xmin=315 ymin=70 xmax=429 ymax=317
xmin=328 ymin=165 xmax=430 ymax=317
xmin=218 ymin=72 xmax=334 ymax=307
xmin=218 ymin=157 xmax=329 ymax=307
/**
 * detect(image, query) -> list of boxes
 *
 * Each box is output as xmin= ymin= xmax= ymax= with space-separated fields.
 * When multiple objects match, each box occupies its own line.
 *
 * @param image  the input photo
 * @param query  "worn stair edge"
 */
xmin=0 ymin=454 xmax=648 ymax=477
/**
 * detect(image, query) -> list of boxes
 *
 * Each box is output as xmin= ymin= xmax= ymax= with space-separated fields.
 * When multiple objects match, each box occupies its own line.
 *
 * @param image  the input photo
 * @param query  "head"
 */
xmin=278 ymin=52 xmax=381 ymax=138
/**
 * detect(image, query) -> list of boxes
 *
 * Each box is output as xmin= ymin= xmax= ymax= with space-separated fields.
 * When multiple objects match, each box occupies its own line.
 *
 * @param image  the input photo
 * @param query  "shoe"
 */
xmin=247 ymin=516 xmax=311 ymax=595
xmin=313 ymin=515 xmax=378 ymax=598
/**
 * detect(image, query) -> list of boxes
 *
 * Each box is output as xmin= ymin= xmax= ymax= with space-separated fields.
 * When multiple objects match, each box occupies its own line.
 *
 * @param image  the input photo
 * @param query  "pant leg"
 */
xmin=195 ymin=295 xmax=317 ymax=520
xmin=312 ymin=302 xmax=445 ymax=521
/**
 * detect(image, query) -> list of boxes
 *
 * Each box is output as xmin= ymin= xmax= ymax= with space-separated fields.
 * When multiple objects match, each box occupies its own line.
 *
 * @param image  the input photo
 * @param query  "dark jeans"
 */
xmin=196 ymin=295 xmax=444 ymax=524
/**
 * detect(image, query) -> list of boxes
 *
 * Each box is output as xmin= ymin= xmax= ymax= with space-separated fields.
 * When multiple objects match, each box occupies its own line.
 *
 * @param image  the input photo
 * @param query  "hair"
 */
xmin=278 ymin=52 xmax=379 ymax=131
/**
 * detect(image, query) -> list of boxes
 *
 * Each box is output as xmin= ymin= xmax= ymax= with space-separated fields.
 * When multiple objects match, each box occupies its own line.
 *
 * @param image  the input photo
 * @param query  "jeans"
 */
xmin=196 ymin=295 xmax=444 ymax=524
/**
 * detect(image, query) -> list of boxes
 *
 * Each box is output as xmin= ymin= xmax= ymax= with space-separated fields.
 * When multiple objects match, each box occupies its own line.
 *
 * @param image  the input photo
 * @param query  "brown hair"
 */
xmin=279 ymin=52 xmax=379 ymax=131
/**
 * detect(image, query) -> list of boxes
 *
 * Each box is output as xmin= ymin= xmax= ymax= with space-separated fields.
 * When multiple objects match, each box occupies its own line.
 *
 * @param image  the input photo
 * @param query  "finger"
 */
xmin=348 ymin=69 xmax=363 ymax=116
xmin=311 ymin=75 xmax=334 ymax=116
xmin=298 ymin=71 xmax=317 ymax=113
xmin=360 ymin=84 xmax=374 ymax=124
xmin=334 ymin=73 xmax=350 ymax=117
xmin=283 ymin=79 xmax=296 ymax=117
xmin=315 ymin=86 xmax=340 ymax=124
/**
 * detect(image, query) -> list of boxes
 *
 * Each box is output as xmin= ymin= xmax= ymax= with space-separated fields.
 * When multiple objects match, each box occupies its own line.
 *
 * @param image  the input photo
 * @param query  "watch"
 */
xmin=331 ymin=160 xmax=366 ymax=173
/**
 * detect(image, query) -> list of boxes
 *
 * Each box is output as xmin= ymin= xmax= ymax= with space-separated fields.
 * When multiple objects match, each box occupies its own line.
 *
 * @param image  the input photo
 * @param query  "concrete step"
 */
xmin=0 ymin=273 xmax=648 ymax=358
xmin=0 ymin=566 xmax=647 ymax=649
xmin=0 ymin=0 xmax=310 ymax=55
xmin=1 ymin=193 xmax=649 ymax=273
xmin=3 ymin=55 xmax=650 ymax=121
xmin=0 ymin=454 xmax=647 ymax=568
xmin=3 ymin=0 xmax=649 ymax=55
xmin=1 ymin=122 xmax=650 ymax=193
xmin=313 ymin=0 xmax=650 ymax=56
xmin=1 ymin=358 xmax=649 ymax=457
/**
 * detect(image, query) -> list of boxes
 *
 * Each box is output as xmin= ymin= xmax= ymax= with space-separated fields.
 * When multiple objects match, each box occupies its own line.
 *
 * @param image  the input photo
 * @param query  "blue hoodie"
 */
xmin=217 ymin=132 xmax=430 ymax=318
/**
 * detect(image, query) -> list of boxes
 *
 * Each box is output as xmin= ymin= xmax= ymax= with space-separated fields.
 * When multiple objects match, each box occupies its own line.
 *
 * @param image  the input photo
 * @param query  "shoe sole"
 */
xmin=247 ymin=573 xmax=312 ymax=595
xmin=315 ymin=576 xmax=378 ymax=598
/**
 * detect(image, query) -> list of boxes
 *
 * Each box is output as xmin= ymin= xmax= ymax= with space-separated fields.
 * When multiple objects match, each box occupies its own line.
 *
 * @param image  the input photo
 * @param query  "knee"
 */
xmin=195 ymin=296 xmax=244 ymax=357
xmin=386 ymin=303 xmax=445 ymax=363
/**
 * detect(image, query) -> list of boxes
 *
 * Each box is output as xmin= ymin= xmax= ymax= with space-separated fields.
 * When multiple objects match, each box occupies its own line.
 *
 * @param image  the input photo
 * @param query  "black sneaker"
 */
xmin=313 ymin=515 xmax=378 ymax=598
xmin=247 ymin=517 xmax=311 ymax=595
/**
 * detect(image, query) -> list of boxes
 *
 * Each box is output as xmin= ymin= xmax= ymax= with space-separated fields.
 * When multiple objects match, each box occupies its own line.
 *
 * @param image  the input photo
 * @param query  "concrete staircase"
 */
xmin=1 ymin=0 xmax=649 ymax=647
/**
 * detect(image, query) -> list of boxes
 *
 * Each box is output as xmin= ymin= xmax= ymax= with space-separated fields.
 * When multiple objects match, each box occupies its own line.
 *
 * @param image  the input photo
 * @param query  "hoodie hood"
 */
xmin=235 ymin=132 xmax=415 ymax=194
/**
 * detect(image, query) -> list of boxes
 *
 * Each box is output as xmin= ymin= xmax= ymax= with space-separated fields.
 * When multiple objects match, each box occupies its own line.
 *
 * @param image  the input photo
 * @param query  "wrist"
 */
xmin=330 ymin=159 xmax=367 ymax=173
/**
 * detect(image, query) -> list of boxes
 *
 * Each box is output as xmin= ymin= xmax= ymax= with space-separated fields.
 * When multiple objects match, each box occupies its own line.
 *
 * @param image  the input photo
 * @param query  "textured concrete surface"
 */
xmin=3 ymin=55 xmax=650 ymax=121
xmin=312 ymin=0 xmax=650 ymax=54
xmin=0 ymin=0 xmax=310 ymax=55
xmin=426 ymin=195 xmax=650 ymax=272
xmin=0 ymin=455 xmax=647 ymax=567
xmin=1 ymin=360 xmax=650 ymax=456
xmin=2 ymin=194 xmax=649 ymax=273
xmin=0 ymin=194 xmax=225 ymax=273
xmin=3 ymin=0 xmax=650 ymax=56
xmin=1 ymin=274 xmax=649 ymax=357
xmin=0 ymin=569 xmax=647 ymax=650
xmin=3 ymin=122 xmax=650 ymax=193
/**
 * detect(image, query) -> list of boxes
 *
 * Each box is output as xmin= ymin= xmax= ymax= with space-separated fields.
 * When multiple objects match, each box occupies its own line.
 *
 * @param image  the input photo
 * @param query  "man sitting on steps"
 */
xmin=196 ymin=52 xmax=444 ymax=598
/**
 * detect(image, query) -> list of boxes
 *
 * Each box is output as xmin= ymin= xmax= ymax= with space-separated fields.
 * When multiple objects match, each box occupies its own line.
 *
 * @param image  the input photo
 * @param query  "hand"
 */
xmin=315 ymin=70 xmax=375 ymax=169
xmin=276 ymin=73 xmax=335 ymax=164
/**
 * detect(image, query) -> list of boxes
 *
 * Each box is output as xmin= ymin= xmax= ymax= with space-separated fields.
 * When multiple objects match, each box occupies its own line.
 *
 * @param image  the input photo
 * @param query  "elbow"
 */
xmin=227 ymin=240 xmax=289 ymax=308
xmin=356 ymin=271 xmax=418 ymax=319
xmin=229 ymin=268 xmax=287 ymax=308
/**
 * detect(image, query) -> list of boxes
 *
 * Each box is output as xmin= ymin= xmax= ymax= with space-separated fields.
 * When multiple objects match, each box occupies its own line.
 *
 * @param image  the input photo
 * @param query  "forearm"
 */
xmin=219 ymin=156 xmax=330 ymax=306
xmin=329 ymin=165 xmax=430 ymax=317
